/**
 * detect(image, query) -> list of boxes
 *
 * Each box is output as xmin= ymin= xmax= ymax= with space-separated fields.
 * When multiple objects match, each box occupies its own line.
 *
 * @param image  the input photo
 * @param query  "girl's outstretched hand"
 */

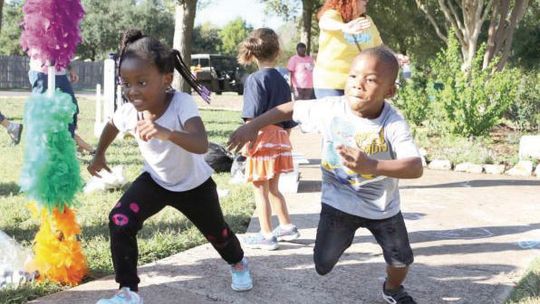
xmin=227 ymin=124 xmax=258 ymax=153
xmin=136 ymin=112 xmax=172 ymax=142
xmin=88 ymin=153 xmax=111 ymax=178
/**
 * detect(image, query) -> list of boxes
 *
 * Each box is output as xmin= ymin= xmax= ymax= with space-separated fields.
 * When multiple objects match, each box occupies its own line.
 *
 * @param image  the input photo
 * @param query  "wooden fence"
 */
xmin=0 ymin=56 xmax=103 ymax=91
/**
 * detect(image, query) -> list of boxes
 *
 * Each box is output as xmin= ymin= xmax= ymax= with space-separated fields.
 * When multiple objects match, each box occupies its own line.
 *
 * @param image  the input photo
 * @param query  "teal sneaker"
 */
xmin=243 ymin=233 xmax=279 ymax=250
xmin=96 ymin=287 xmax=143 ymax=304
xmin=272 ymin=225 xmax=300 ymax=241
xmin=230 ymin=257 xmax=253 ymax=291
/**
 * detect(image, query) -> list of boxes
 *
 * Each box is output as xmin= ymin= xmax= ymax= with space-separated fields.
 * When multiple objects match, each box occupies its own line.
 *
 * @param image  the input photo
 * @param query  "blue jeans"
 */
xmin=314 ymin=204 xmax=414 ymax=275
xmin=314 ymin=88 xmax=344 ymax=99
xmin=28 ymin=71 xmax=79 ymax=137
xmin=0 ymin=112 xmax=5 ymax=122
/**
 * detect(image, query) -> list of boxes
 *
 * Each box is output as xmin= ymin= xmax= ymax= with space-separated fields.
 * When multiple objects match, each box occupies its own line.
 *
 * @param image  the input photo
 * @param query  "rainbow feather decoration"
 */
xmin=19 ymin=0 xmax=87 ymax=285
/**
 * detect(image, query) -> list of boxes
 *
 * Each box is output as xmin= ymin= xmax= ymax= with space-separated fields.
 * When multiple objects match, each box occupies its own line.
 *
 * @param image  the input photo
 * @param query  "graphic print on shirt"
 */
xmin=322 ymin=116 xmax=388 ymax=188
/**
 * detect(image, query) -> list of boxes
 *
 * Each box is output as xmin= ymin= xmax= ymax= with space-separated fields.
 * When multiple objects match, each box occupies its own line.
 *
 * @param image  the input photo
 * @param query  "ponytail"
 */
xmin=171 ymin=49 xmax=211 ymax=104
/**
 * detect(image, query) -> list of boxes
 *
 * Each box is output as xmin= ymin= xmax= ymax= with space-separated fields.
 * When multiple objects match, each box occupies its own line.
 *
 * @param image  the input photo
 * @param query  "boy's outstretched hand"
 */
xmin=337 ymin=145 xmax=377 ymax=175
xmin=227 ymin=124 xmax=258 ymax=153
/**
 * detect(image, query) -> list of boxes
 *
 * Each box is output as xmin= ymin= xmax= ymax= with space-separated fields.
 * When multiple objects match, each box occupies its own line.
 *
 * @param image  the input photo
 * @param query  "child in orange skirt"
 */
xmin=238 ymin=28 xmax=300 ymax=250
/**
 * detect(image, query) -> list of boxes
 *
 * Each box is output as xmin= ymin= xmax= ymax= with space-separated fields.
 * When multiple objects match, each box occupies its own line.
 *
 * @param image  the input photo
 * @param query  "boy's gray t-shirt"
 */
xmin=293 ymin=96 xmax=420 ymax=219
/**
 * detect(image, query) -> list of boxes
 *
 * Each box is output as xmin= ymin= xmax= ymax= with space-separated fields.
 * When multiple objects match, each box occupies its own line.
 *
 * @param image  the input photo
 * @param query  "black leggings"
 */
xmin=109 ymin=173 xmax=244 ymax=291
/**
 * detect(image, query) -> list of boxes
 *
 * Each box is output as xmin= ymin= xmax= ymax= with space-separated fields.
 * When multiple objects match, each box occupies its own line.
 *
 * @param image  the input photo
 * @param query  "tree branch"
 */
xmin=415 ymin=0 xmax=448 ymax=43
xmin=439 ymin=0 xmax=465 ymax=46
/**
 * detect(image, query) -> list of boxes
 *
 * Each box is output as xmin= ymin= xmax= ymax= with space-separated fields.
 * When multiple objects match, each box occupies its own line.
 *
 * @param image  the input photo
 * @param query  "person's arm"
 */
xmin=319 ymin=11 xmax=372 ymax=33
xmin=337 ymin=145 xmax=423 ymax=178
xmin=136 ymin=114 xmax=208 ymax=154
xmin=227 ymin=101 xmax=295 ymax=153
xmin=67 ymin=64 xmax=80 ymax=83
xmin=87 ymin=121 xmax=119 ymax=177
xmin=167 ymin=117 xmax=208 ymax=154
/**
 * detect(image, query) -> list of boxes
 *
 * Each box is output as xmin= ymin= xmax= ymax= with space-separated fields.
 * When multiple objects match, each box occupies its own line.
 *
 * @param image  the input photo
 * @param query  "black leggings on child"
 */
xmin=109 ymin=172 xmax=244 ymax=291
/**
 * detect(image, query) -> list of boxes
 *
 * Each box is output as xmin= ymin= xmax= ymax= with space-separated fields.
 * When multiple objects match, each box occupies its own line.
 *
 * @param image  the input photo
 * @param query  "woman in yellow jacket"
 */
xmin=314 ymin=0 xmax=407 ymax=98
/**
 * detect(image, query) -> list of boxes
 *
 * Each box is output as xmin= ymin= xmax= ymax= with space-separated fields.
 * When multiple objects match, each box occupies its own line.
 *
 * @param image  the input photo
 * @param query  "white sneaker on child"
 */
xmin=272 ymin=225 xmax=300 ymax=241
xmin=96 ymin=287 xmax=143 ymax=304
xmin=7 ymin=123 xmax=22 ymax=145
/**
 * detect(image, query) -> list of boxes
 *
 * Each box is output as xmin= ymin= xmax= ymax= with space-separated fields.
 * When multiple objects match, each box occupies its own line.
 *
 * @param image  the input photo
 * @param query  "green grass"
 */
xmin=0 ymin=96 xmax=254 ymax=303
xmin=505 ymin=257 xmax=540 ymax=304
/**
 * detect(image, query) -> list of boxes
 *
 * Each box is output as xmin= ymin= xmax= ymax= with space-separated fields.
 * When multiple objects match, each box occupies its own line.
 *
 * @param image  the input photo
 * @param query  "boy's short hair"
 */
xmin=358 ymin=47 xmax=399 ymax=83
xmin=296 ymin=42 xmax=307 ymax=49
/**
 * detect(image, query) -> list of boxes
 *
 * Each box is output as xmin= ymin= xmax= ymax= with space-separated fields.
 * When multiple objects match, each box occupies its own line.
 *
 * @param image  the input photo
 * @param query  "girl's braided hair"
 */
xmin=118 ymin=29 xmax=210 ymax=103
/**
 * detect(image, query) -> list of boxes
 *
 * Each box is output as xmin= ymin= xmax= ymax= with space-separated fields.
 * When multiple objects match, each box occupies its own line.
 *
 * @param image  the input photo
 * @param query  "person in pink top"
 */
xmin=287 ymin=42 xmax=315 ymax=100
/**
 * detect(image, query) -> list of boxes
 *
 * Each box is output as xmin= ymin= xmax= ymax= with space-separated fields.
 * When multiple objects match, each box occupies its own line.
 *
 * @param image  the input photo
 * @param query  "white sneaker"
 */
xmin=96 ymin=287 xmax=143 ymax=304
xmin=7 ymin=123 xmax=22 ymax=145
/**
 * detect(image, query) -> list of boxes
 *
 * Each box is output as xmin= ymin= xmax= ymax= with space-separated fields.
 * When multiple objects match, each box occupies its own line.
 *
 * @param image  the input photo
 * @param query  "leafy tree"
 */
xmin=79 ymin=0 xmax=173 ymax=61
xmin=262 ymin=0 xmax=323 ymax=54
xmin=368 ymin=0 xmax=444 ymax=66
xmin=0 ymin=0 xmax=4 ymax=32
xmin=0 ymin=0 xmax=24 ymax=56
xmin=192 ymin=22 xmax=222 ymax=54
xmin=132 ymin=0 xmax=175 ymax=46
xmin=415 ymin=0 xmax=530 ymax=70
xmin=510 ymin=1 xmax=539 ymax=70
xmin=219 ymin=18 xmax=252 ymax=56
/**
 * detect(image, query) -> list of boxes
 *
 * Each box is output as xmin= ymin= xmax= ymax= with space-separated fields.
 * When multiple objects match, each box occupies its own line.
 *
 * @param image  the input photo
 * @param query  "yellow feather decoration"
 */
xmin=29 ymin=204 xmax=88 ymax=285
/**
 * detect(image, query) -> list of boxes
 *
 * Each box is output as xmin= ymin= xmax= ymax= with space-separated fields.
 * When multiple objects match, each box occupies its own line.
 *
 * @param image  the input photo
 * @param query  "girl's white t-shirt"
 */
xmin=112 ymin=92 xmax=213 ymax=192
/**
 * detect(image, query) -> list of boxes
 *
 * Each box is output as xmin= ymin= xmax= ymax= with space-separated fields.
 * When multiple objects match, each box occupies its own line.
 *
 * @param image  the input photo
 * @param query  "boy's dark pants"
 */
xmin=314 ymin=204 xmax=414 ymax=275
xmin=109 ymin=173 xmax=244 ymax=291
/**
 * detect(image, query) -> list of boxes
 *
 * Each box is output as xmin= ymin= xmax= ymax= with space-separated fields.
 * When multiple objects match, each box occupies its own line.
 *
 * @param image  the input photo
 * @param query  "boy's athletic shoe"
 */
xmin=96 ymin=287 xmax=143 ymax=304
xmin=243 ymin=233 xmax=279 ymax=250
xmin=7 ymin=123 xmax=22 ymax=145
xmin=230 ymin=257 xmax=253 ymax=291
xmin=382 ymin=281 xmax=417 ymax=304
xmin=272 ymin=225 xmax=300 ymax=241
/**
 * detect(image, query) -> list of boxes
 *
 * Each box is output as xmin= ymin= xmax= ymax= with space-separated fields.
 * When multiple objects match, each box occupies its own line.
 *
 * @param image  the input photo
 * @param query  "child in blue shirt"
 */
xmin=237 ymin=28 xmax=300 ymax=250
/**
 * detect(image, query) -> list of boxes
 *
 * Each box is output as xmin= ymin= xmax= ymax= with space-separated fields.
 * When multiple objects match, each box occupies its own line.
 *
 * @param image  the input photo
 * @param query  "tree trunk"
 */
xmin=173 ymin=0 xmax=197 ymax=93
xmin=0 ymin=0 xmax=4 ymax=33
xmin=300 ymin=0 xmax=313 ymax=54
xmin=483 ymin=0 xmax=529 ymax=70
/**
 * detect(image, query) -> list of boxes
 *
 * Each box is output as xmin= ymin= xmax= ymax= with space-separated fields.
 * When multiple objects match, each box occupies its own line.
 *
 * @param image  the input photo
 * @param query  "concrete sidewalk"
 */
xmin=32 ymin=129 xmax=540 ymax=304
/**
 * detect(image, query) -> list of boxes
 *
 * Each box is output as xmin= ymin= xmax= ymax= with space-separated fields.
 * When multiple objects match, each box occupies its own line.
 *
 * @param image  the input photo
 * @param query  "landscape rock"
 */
xmin=483 ymin=164 xmax=506 ymax=175
xmin=519 ymin=135 xmax=540 ymax=160
xmin=454 ymin=162 xmax=483 ymax=174
xmin=428 ymin=159 xmax=452 ymax=171
xmin=505 ymin=160 xmax=534 ymax=177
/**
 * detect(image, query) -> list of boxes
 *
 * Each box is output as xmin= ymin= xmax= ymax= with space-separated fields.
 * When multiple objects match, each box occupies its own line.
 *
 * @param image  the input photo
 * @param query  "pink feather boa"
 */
xmin=20 ymin=0 xmax=85 ymax=70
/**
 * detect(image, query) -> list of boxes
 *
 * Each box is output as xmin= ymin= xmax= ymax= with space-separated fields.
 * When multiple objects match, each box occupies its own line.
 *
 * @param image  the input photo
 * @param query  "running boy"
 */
xmin=228 ymin=46 xmax=423 ymax=304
